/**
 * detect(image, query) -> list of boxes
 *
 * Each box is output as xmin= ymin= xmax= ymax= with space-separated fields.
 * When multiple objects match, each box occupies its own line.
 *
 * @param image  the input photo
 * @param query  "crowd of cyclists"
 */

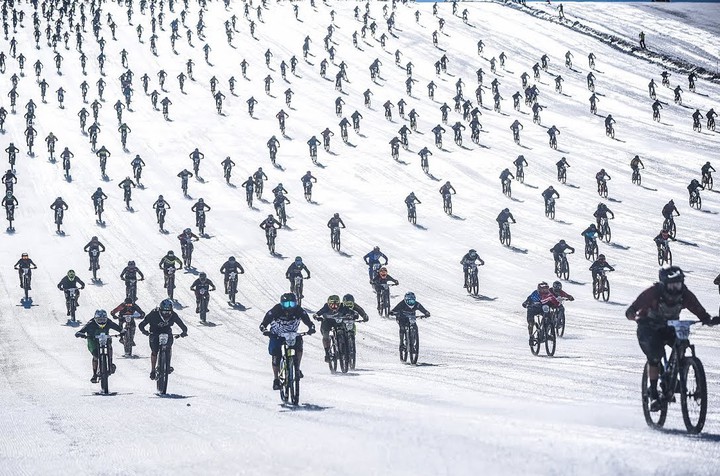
xmin=0 ymin=0 xmax=718 ymax=420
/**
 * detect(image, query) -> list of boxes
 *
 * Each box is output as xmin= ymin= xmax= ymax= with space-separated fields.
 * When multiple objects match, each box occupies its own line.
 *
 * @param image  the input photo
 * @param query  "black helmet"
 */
xmin=167 ymin=250 xmax=174 ymax=257
xmin=91 ymin=236 xmax=98 ymax=241
xmin=469 ymin=249 xmax=477 ymax=256
xmin=128 ymin=260 xmax=136 ymax=267
xmin=659 ymin=266 xmax=684 ymax=297
xmin=124 ymin=297 xmax=133 ymax=305
xmin=503 ymin=208 xmax=509 ymax=213
xmin=559 ymin=239 xmax=566 ymax=245
xmin=333 ymin=213 xmax=340 ymax=218
xmin=598 ymin=254 xmax=606 ymax=260
xmin=373 ymin=246 xmax=380 ymax=252
xmin=199 ymin=272 xmax=207 ymax=280
xmin=228 ymin=256 xmax=236 ymax=262
xmin=280 ymin=292 xmax=297 ymax=309
xmin=159 ymin=299 xmax=173 ymax=319
xmin=552 ymin=281 xmax=562 ymax=292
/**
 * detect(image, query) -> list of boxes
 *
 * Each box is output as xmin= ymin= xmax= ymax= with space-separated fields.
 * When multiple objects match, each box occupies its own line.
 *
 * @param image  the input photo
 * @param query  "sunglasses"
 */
xmin=281 ymin=301 xmax=297 ymax=309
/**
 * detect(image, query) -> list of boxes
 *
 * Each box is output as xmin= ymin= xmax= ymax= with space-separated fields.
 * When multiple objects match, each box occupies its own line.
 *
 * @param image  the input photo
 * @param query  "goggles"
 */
xmin=281 ymin=301 xmax=297 ymax=309
xmin=343 ymin=301 xmax=354 ymax=309
xmin=405 ymin=298 xmax=416 ymax=306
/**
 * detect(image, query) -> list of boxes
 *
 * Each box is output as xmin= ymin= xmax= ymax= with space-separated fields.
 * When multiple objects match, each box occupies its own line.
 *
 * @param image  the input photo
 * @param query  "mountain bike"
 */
xmin=196 ymin=210 xmax=206 ymax=235
xmin=545 ymin=198 xmax=555 ymax=219
xmin=407 ymin=203 xmax=416 ymax=225
xmin=653 ymin=109 xmax=661 ymax=122
xmin=326 ymin=315 xmax=358 ymax=374
xmin=156 ymin=208 xmax=166 ymax=231
xmin=499 ymin=222 xmax=512 ymax=247
xmin=54 ymin=207 xmax=64 ymax=233
xmin=605 ymin=125 xmax=615 ymax=139
xmin=599 ymin=217 xmax=612 ymax=243
xmin=123 ymin=188 xmax=132 ymax=209
xmin=552 ymin=302 xmax=567 ymax=338
xmin=164 ymin=267 xmax=176 ymax=300
xmin=303 ymin=182 xmax=312 ymax=202
xmin=555 ymin=251 xmax=571 ymax=281
xmin=265 ymin=331 xmax=307 ymax=406
xmin=277 ymin=203 xmax=287 ymax=227
xmin=598 ymin=181 xmax=608 ymax=199
xmin=181 ymin=242 xmax=194 ymax=269
xmin=515 ymin=167 xmax=524 ymax=184
xmin=395 ymin=312 xmax=425 ymax=364
xmin=89 ymin=250 xmax=100 ymax=280
xmin=5 ymin=203 xmax=15 ymax=230
xmin=632 ymin=168 xmax=642 ymax=186
xmin=663 ymin=216 xmax=677 ymax=239
xmin=21 ymin=268 xmax=31 ymax=302
xmin=549 ymin=135 xmax=557 ymax=150
xmin=266 ymin=227 xmax=276 ymax=254
xmin=558 ymin=167 xmax=567 ymax=184
xmin=465 ymin=264 xmax=480 ymax=296
xmin=530 ymin=306 xmax=556 ymax=356
xmin=226 ymin=271 xmax=239 ymax=305
xmin=291 ymin=275 xmax=304 ymax=307
xmin=119 ymin=312 xmax=141 ymax=357
xmin=196 ymin=289 xmax=210 ymax=323
xmin=255 ymin=179 xmax=264 ymax=200
xmin=502 ymin=179 xmax=512 ymax=198
xmin=83 ymin=333 xmax=120 ymax=394
xmin=65 ymin=288 xmax=79 ymax=323
xmin=689 ymin=192 xmax=702 ymax=210
xmin=155 ymin=333 xmax=184 ymax=395
xmin=330 ymin=226 xmax=341 ymax=251
xmin=642 ymin=320 xmax=707 ymax=434
xmin=376 ymin=282 xmax=396 ymax=317
xmin=701 ymin=173 xmax=713 ymax=191
xmin=124 ymin=278 xmax=138 ymax=302
xmin=584 ymin=237 xmax=598 ymax=261
xmin=592 ymin=270 xmax=611 ymax=302
xmin=658 ymin=240 xmax=673 ymax=266
xmin=442 ymin=193 xmax=453 ymax=215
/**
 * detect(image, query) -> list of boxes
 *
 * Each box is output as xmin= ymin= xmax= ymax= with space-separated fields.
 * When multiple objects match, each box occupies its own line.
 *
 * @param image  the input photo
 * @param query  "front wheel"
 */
xmin=399 ymin=326 xmax=409 ymax=362
xmin=287 ymin=355 xmax=300 ymax=406
xmin=642 ymin=362 xmax=668 ymax=429
xmin=530 ymin=319 xmax=541 ymax=356
xmin=544 ymin=318 xmax=556 ymax=356
xmin=99 ymin=352 xmax=110 ymax=394
xmin=328 ymin=335 xmax=338 ymax=373
xmin=156 ymin=349 xmax=169 ymax=395
xmin=409 ymin=324 xmax=419 ymax=365
xmin=348 ymin=333 xmax=356 ymax=370
xmin=680 ymin=357 xmax=707 ymax=434
xmin=602 ymin=278 xmax=610 ymax=302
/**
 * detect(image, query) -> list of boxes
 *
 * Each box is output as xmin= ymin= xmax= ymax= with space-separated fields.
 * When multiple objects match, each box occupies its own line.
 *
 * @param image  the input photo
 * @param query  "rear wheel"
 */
xmin=278 ymin=355 xmax=289 ymax=403
xmin=348 ymin=333 xmax=356 ymax=370
xmin=602 ymin=278 xmax=610 ymax=302
xmin=399 ymin=327 xmax=409 ymax=362
xmin=409 ymin=324 xmax=419 ymax=365
xmin=287 ymin=355 xmax=300 ymax=406
xmin=680 ymin=357 xmax=707 ymax=434
xmin=593 ymin=279 xmax=600 ymax=300
xmin=469 ymin=271 xmax=479 ymax=296
xmin=642 ymin=362 xmax=668 ymax=429
xmin=338 ymin=331 xmax=349 ymax=374
xmin=157 ymin=349 xmax=168 ymax=395
xmin=561 ymin=258 xmax=569 ymax=281
xmin=328 ymin=335 xmax=338 ymax=373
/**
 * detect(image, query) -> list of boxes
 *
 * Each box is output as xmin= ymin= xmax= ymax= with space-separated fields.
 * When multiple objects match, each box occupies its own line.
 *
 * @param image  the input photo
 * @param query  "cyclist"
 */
xmin=120 ymin=260 xmax=145 ymax=300
xmin=496 ymin=208 xmax=516 ymax=240
xmin=550 ymin=239 xmax=574 ymax=268
xmin=74 ymin=310 xmax=123 ymax=383
xmin=110 ymin=298 xmax=146 ymax=357
xmin=499 ymin=168 xmax=514 ymax=193
xmin=589 ymin=254 xmax=614 ymax=289
xmin=595 ymin=169 xmax=611 ymax=194
xmin=363 ymin=246 xmax=389 ymax=282
xmin=625 ymin=267 xmax=718 ymax=410
xmin=389 ymin=292 xmax=430 ymax=350
xmin=372 ymin=266 xmax=399 ymax=310
xmin=687 ymin=178 xmax=703 ymax=203
xmin=541 ymin=186 xmax=559 ymax=210
xmin=83 ymin=236 xmax=106 ymax=271
xmin=340 ymin=294 xmax=369 ymax=322
xmin=178 ymin=228 xmax=199 ymax=267
xmin=701 ymin=161 xmax=715 ymax=184
xmin=327 ymin=212 xmax=346 ymax=234
xmin=285 ymin=257 xmax=310 ymax=296
xmin=405 ymin=192 xmax=421 ymax=216
xmin=219 ymin=256 xmax=245 ymax=294
xmin=57 ymin=270 xmax=86 ymax=315
xmin=593 ymin=203 xmax=614 ymax=232
xmin=522 ymin=282 xmax=560 ymax=341
xmin=550 ymin=281 xmax=574 ymax=325
xmin=662 ymin=200 xmax=679 ymax=223
xmin=14 ymin=252 xmax=37 ymax=289
xmin=580 ymin=224 xmax=599 ymax=250
xmin=631 ymin=155 xmax=644 ymax=175
xmin=653 ymin=227 xmax=675 ymax=249
xmin=556 ymin=157 xmax=570 ymax=181
xmin=460 ymin=249 xmax=484 ymax=289
xmin=190 ymin=272 xmax=216 ymax=315
xmin=139 ymin=299 xmax=188 ymax=380
xmin=259 ymin=293 xmax=315 ymax=390
xmin=314 ymin=294 xmax=355 ymax=362
xmin=158 ymin=250 xmax=183 ymax=290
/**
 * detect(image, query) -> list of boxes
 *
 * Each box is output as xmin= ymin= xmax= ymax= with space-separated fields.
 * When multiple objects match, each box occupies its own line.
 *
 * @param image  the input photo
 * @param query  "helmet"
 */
xmin=228 ymin=256 xmax=236 ymax=262
xmin=445 ymin=181 xmax=451 ymax=186
xmin=184 ymin=228 xmax=191 ymax=234
xmin=333 ymin=213 xmax=340 ymax=218
xmin=669 ymin=199 xmax=674 ymax=204
xmin=158 ymin=194 xmax=164 ymax=200
xmin=327 ymin=295 xmax=341 ymax=309
xmin=159 ymin=299 xmax=173 ymax=319
xmin=56 ymin=196 xmax=62 ymax=202
xmin=258 ymin=167 xmax=263 ymax=171
xmin=306 ymin=171 xmax=311 ymax=175
xmin=167 ymin=250 xmax=174 ymax=257
xmin=94 ymin=309 xmax=108 ymax=325
xmin=548 ymin=186 xmax=554 ymax=190
xmin=552 ymin=281 xmax=562 ymax=292
xmin=469 ymin=249 xmax=477 ymax=256
xmin=373 ymin=246 xmax=380 ymax=252
xmin=21 ymin=252 xmax=28 ymax=258
xmin=598 ymin=254 xmax=606 ymax=260
xmin=124 ymin=297 xmax=133 ymax=305
xmin=409 ymin=191 xmax=416 ymax=196
xmin=96 ymin=187 xmax=102 ymax=192
xmin=379 ymin=266 xmax=388 ymax=273
xmin=6 ymin=190 xmax=12 ymax=198
xmin=268 ymin=214 xmax=274 ymax=219
xmin=91 ymin=236 xmax=98 ymax=241
xmin=67 ymin=270 xmax=76 ymax=280
xmin=295 ymin=256 xmax=302 ymax=264
xmin=126 ymin=176 xmax=131 ymax=181
xmin=706 ymin=161 xmax=711 ymax=166
xmin=342 ymin=294 xmax=355 ymax=308
xmin=280 ymin=292 xmax=297 ymax=309
xmin=559 ymin=239 xmax=566 ymax=245
xmin=600 ymin=168 xmax=606 ymax=173
xmin=199 ymin=272 xmax=207 ymax=280
xmin=278 ymin=183 xmax=283 ymax=188
xmin=659 ymin=266 xmax=684 ymax=296
xmin=537 ymin=282 xmax=549 ymax=293
xmin=404 ymin=292 xmax=417 ymax=306
xmin=198 ymin=198 xmax=204 ymax=203
xmin=128 ymin=260 xmax=136 ymax=267
xmin=598 ymin=202 xmax=604 ymax=208
xmin=589 ymin=224 xmax=597 ymax=230
xmin=503 ymin=208 xmax=509 ymax=213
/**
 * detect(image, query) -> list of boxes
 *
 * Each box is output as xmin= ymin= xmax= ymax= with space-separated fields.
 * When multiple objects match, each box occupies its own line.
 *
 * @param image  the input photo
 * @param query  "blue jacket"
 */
xmin=363 ymin=250 xmax=388 ymax=266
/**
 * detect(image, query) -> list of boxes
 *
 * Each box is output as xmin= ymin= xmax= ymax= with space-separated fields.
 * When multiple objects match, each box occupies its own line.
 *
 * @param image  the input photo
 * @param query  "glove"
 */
xmin=259 ymin=324 xmax=267 ymax=333
xmin=180 ymin=331 xmax=188 ymax=338
xmin=74 ymin=332 xmax=82 ymax=338
xmin=307 ymin=326 xmax=316 ymax=335
xmin=363 ymin=317 xmax=369 ymax=322
xmin=625 ymin=310 xmax=636 ymax=321
xmin=141 ymin=330 xmax=150 ymax=336
xmin=119 ymin=330 xmax=127 ymax=337
xmin=424 ymin=313 xmax=430 ymax=318
xmin=522 ymin=301 xmax=529 ymax=309
xmin=312 ymin=314 xmax=321 ymax=321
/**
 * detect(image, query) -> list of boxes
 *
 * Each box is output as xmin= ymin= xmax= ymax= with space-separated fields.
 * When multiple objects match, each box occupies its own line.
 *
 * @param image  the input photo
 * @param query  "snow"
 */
xmin=1 ymin=0 xmax=720 ymax=474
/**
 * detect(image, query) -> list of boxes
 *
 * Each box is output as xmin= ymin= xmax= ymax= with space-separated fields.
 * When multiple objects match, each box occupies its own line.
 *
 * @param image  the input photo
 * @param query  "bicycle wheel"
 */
xmin=561 ymin=259 xmax=569 ymax=281
xmin=657 ymin=249 xmax=664 ymax=266
xmin=99 ymin=352 xmax=110 ymax=395
xmin=602 ymin=279 xmax=610 ymax=302
xmin=680 ymin=357 xmax=707 ymax=434
xmin=697 ymin=195 xmax=702 ymax=210
xmin=544 ymin=319 xmax=556 ymax=356
xmin=642 ymin=363 xmax=667 ymax=429
xmin=399 ymin=327 xmax=409 ymax=362
xmin=603 ymin=225 xmax=611 ymax=243
xmin=328 ymin=335 xmax=338 ymax=373
xmin=549 ymin=205 xmax=555 ymax=220
xmin=287 ymin=355 xmax=300 ymax=406
xmin=157 ymin=350 xmax=168 ymax=395
xmin=409 ymin=325 xmax=419 ymax=365
xmin=667 ymin=249 xmax=673 ymax=266
xmin=469 ymin=272 xmax=479 ymax=296
xmin=338 ymin=332 xmax=349 ymax=374
xmin=556 ymin=312 xmax=566 ymax=338
xmin=348 ymin=333 xmax=356 ymax=370
xmin=530 ymin=319 xmax=541 ymax=356
xmin=278 ymin=355 xmax=289 ymax=403
xmin=506 ymin=227 xmax=512 ymax=247
xmin=592 ymin=280 xmax=600 ymax=300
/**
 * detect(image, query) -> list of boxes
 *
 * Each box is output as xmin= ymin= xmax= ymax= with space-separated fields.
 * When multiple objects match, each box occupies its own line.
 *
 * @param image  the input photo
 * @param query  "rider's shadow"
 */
xmin=338 ymin=250 xmax=353 ymax=258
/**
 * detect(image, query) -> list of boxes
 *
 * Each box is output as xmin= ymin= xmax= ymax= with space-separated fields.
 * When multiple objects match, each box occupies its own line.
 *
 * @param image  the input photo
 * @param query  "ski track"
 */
xmin=0 ymin=1 xmax=719 ymax=474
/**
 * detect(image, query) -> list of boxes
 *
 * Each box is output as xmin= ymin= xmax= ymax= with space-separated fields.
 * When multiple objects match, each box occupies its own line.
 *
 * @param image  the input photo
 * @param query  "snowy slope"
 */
xmin=1 ymin=1 xmax=720 ymax=474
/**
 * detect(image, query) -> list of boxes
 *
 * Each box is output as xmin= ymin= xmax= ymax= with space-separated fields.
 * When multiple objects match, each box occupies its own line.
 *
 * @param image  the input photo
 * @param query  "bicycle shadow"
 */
xmin=338 ymin=250 xmax=353 ymax=258
xmin=153 ymin=393 xmax=195 ymax=400
xmin=656 ymin=428 xmax=720 ymax=442
xmin=509 ymin=246 xmax=528 ymax=254
xmin=472 ymin=294 xmax=497 ymax=301
xmin=413 ymin=223 xmax=427 ymax=230
xmin=676 ymin=239 xmax=699 ymax=247
xmin=412 ymin=362 xmax=444 ymax=367
xmin=279 ymin=402 xmax=331 ymax=412
xmin=606 ymin=301 xmax=628 ymax=307
xmin=609 ymin=243 xmax=631 ymax=250
xmin=449 ymin=214 xmax=466 ymax=221
xmin=566 ymin=280 xmax=587 ymax=286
